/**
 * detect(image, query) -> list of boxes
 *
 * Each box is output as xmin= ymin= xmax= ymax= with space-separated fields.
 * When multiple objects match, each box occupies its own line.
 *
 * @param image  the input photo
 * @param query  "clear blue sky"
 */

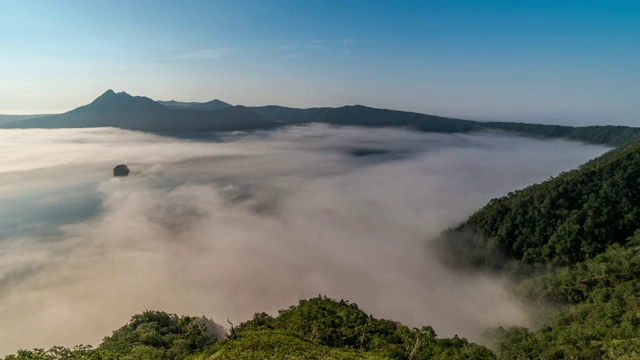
xmin=1 ymin=0 xmax=638 ymax=125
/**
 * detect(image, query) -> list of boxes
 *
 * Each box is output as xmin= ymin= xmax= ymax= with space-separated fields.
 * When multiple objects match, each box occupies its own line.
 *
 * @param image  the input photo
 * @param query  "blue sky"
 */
xmin=1 ymin=0 xmax=638 ymax=125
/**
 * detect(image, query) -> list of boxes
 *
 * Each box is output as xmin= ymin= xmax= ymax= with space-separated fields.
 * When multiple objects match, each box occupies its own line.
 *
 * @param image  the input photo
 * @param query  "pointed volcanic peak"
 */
xmin=1 ymin=90 xmax=175 ymax=130
xmin=1 ymin=89 xmax=279 ymax=132
xmin=84 ymin=89 xmax=170 ymax=113
xmin=157 ymin=98 xmax=232 ymax=111
xmin=60 ymin=89 xmax=177 ymax=130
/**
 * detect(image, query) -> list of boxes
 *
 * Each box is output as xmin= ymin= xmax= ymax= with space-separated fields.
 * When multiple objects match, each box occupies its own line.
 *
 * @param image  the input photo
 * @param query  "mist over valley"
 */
xmin=0 ymin=125 xmax=610 ymax=354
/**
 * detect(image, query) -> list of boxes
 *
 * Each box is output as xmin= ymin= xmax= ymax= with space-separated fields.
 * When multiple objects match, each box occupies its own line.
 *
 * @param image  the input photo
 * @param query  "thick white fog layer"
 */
xmin=0 ymin=125 xmax=609 ymax=354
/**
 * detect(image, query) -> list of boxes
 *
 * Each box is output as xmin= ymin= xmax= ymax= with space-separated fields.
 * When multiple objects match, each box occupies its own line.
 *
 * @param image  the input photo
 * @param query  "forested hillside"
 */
xmin=1 ymin=296 xmax=493 ymax=360
xmin=482 ymin=122 xmax=640 ymax=147
xmin=491 ymin=237 xmax=640 ymax=358
xmin=438 ymin=138 xmax=640 ymax=358
xmin=440 ymin=140 xmax=640 ymax=272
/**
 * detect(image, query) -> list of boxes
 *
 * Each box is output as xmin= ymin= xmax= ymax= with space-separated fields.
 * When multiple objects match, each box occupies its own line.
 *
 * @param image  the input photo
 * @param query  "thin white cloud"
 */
xmin=341 ymin=37 xmax=373 ymax=46
xmin=278 ymin=44 xmax=297 ymax=50
xmin=287 ymin=38 xmax=370 ymax=53
xmin=282 ymin=53 xmax=308 ymax=60
xmin=280 ymin=38 xmax=370 ymax=54
xmin=174 ymin=48 xmax=232 ymax=60
xmin=305 ymin=39 xmax=331 ymax=50
xmin=305 ymin=44 xmax=329 ymax=50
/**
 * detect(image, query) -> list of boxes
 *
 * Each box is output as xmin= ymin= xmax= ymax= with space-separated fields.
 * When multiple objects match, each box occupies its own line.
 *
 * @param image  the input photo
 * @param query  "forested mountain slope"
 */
xmin=439 ymin=140 xmax=640 ymax=272
xmin=490 ymin=235 xmax=640 ymax=359
xmin=482 ymin=122 xmax=640 ymax=147
xmin=437 ymin=139 xmax=640 ymax=358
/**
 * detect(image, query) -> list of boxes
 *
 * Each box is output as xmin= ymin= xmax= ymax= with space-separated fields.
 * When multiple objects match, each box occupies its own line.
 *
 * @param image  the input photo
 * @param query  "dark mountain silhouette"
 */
xmin=157 ymin=99 xmax=232 ymax=111
xmin=250 ymin=105 xmax=475 ymax=132
xmin=2 ymin=90 xmax=175 ymax=130
xmin=3 ymin=90 xmax=277 ymax=132
xmin=250 ymin=105 xmax=333 ymax=124
xmin=170 ymin=105 xmax=282 ymax=132
xmin=252 ymin=105 xmax=640 ymax=146
xmin=4 ymin=90 xmax=640 ymax=146
xmin=315 ymin=105 xmax=478 ymax=132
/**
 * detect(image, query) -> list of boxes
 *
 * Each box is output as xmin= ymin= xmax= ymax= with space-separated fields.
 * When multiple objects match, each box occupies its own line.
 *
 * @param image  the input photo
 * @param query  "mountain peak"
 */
xmin=205 ymin=99 xmax=229 ymax=105
xmin=85 ymin=90 xmax=160 ymax=113
xmin=95 ymin=89 xmax=132 ymax=101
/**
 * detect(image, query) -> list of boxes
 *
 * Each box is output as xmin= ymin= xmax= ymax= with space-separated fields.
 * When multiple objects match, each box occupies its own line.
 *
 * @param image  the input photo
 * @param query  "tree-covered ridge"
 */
xmin=564 ymin=125 xmax=640 ymax=147
xmin=434 ymin=137 xmax=640 ymax=358
xmin=204 ymin=330 xmax=387 ymax=360
xmin=481 ymin=122 xmax=640 ymax=147
xmin=1 ymin=296 xmax=494 ymax=360
xmin=490 ymin=238 xmax=640 ymax=359
xmin=2 ymin=311 xmax=222 ymax=360
xmin=230 ymin=296 xmax=493 ymax=359
xmin=97 ymin=311 xmax=222 ymax=358
xmin=439 ymin=140 xmax=640 ymax=272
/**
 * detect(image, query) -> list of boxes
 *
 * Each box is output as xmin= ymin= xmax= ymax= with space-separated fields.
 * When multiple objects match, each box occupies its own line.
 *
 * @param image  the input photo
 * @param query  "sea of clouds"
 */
xmin=0 ymin=124 xmax=610 ymax=354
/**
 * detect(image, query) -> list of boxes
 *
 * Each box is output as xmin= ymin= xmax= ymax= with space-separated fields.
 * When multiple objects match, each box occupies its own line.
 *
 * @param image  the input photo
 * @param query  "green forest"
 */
xmin=438 ymin=137 xmax=640 ymax=358
xmin=2 ymin=296 xmax=493 ymax=360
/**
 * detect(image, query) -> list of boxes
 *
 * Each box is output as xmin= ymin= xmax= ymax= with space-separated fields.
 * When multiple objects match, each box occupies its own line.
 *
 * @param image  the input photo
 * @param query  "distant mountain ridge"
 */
xmin=3 ymin=89 xmax=640 ymax=146
xmin=157 ymin=99 xmax=232 ymax=111
xmin=3 ymin=90 xmax=277 ymax=132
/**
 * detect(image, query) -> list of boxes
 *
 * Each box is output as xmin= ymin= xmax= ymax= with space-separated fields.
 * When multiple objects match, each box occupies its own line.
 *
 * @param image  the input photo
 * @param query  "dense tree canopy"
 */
xmin=439 ymin=141 xmax=640 ymax=272
xmin=1 ymin=297 xmax=494 ymax=360
xmin=490 ymin=241 xmax=640 ymax=359
xmin=230 ymin=296 xmax=494 ymax=359
xmin=438 ymin=139 xmax=640 ymax=358
xmin=482 ymin=122 xmax=640 ymax=147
